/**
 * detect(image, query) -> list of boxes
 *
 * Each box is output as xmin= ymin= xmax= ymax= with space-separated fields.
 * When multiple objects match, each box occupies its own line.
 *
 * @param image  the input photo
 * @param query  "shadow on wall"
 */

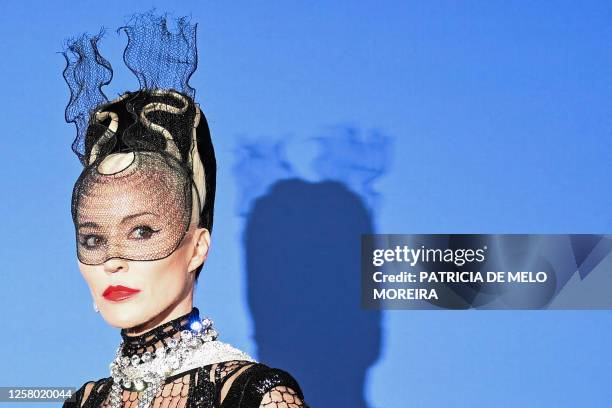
xmin=234 ymin=127 xmax=391 ymax=406
xmin=244 ymin=178 xmax=381 ymax=408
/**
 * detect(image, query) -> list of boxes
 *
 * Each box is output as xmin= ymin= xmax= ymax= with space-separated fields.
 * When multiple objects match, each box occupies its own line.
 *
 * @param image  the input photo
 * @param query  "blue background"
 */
xmin=1 ymin=1 xmax=611 ymax=407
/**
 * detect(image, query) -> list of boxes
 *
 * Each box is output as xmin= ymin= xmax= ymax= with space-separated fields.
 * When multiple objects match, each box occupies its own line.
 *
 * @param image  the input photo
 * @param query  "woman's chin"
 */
xmin=99 ymin=302 xmax=152 ymax=330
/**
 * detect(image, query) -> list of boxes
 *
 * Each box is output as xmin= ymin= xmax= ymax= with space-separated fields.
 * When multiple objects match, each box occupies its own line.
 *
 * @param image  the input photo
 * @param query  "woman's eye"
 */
xmin=80 ymin=235 xmax=104 ymax=249
xmin=130 ymin=226 xmax=158 ymax=240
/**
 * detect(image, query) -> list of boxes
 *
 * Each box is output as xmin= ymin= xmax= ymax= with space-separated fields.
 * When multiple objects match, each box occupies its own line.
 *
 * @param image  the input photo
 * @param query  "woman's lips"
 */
xmin=102 ymin=285 xmax=141 ymax=302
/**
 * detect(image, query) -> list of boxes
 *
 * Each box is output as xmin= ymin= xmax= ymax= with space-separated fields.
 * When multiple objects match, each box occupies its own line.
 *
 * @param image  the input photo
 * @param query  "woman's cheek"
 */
xmin=143 ymin=260 xmax=185 ymax=300
xmin=80 ymin=265 xmax=102 ymax=293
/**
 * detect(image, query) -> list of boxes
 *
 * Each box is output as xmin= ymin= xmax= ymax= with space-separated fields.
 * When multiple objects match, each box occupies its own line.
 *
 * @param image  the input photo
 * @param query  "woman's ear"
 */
xmin=187 ymin=227 xmax=211 ymax=273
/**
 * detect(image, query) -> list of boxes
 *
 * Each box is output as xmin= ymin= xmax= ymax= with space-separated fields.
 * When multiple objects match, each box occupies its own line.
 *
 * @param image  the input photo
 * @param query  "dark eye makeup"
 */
xmin=129 ymin=225 xmax=161 ymax=240
xmin=77 ymin=224 xmax=161 ymax=251
xmin=79 ymin=234 xmax=105 ymax=250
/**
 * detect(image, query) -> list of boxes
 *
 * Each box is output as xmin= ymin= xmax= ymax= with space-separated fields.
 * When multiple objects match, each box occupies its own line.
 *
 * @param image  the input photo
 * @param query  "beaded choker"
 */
xmin=118 ymin=307 xmax=211 ymax=357
xmin=108 ymin=307 xmax=218 ymax=408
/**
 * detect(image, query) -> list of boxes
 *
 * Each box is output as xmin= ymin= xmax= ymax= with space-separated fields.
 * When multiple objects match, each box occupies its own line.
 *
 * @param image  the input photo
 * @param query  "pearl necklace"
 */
xmin=108 ymin=316 xmax=217 ymax=408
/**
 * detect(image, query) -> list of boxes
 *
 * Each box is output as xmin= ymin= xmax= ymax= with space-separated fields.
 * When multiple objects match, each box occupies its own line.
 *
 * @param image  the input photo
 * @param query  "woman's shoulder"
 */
xmin=62 ymin=376 xmax=112 ymax=408
xmin=62 ymin=360 xmax=309 ymax=408
xmin=213 ymin=360 xmax=309 ymax=408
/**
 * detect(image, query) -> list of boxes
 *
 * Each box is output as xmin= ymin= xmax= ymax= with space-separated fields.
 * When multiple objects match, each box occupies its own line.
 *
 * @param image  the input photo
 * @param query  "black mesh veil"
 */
xmin=62 ymin=13 xmax=216 ymax=270
xmin=62 ymin=29 xmax=113 ymax=163
xmin=120 ymin=13 xmax=197 ymax=99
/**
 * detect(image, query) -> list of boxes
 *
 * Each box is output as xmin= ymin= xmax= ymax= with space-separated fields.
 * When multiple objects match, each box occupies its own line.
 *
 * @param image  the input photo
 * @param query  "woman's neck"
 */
xmin=124 ymin=294 xmax=194 ymax=337
xmin=119 ymin=302 xmax=200 ymax=357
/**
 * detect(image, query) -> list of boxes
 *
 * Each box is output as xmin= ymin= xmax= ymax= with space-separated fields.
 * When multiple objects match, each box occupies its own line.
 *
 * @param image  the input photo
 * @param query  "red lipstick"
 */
xmin=102 ymin=285 xmax=141 ymax=302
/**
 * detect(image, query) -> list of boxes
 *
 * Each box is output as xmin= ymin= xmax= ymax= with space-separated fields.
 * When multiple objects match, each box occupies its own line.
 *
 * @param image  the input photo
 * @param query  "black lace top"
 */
xmin=62 ymin=308 xmax=308 ymax=408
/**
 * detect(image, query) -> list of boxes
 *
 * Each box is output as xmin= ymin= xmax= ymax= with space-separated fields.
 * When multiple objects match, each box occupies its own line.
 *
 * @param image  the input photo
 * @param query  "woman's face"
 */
xmin=78 ymin=227 xmax=202 ymax=330
xmin=74 ymin=153 xmax=210 ymax=330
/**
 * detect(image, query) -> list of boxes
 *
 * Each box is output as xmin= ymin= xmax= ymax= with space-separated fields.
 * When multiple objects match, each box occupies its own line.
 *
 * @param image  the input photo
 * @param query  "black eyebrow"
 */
xmin=120 ymin=211 xmax=157 ymax=224
xmin=77 ymin=212 xmax=157 ymax=229
xmin=77 ymin=221 xmax=100 ymax=229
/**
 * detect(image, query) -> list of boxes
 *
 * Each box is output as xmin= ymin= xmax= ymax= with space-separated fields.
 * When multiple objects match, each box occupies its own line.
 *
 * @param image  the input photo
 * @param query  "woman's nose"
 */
xmin=103 ymin=257 xmax=129 ymax=273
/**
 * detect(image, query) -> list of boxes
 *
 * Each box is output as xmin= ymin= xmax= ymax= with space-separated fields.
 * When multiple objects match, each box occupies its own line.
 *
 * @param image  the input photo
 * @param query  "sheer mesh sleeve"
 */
xmin=62 ymin=380 xmax=88 ymax=407
xmin=258 ymin=385 xmax=306 ymax=408
xmin=218 ymin=364 xmax=309 ymax=408
xmin=63 ymin=378 xmax=108 ymax=408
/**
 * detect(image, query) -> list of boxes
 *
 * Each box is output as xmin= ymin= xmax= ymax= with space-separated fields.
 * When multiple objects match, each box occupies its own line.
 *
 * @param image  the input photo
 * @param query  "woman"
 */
xmin=61 ymin=13 xmax=308 ymax=408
